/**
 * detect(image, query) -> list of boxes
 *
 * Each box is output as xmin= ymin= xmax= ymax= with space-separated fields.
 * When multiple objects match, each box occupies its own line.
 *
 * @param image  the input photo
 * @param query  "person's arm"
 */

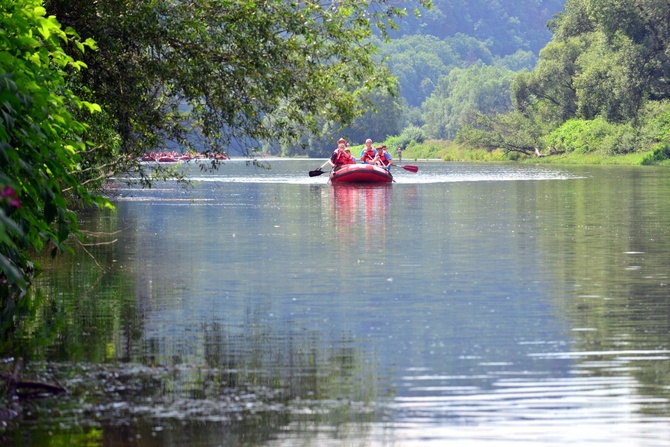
xmin=328 ymin=152 xmax=338 ymax=167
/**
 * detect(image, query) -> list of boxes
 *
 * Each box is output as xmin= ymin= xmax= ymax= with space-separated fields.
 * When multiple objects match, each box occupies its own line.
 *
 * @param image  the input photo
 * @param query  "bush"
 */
xmin=395 ymin=126 xmax=426 ymax=149
xmin=599 ymin=123 xmax=638 ymax=154
xmin=641 ymin=142 xmax=670 ymax=165
xmin=639 ymin=100 xmax=670 ymax=145
xmin=542 ymin=117 xmax=638 ymax=154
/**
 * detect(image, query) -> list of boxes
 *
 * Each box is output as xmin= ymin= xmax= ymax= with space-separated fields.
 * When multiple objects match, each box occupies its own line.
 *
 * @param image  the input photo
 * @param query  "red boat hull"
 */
xmin=329 ymin=164 xmax=393 ymax=184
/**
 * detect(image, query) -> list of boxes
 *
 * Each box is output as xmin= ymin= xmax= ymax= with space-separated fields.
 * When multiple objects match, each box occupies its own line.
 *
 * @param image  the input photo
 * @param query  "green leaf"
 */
xmin=0 ymin=252 xmax=26 ymax=287
xmin=43 ymin=200 xmax=56 ymax=224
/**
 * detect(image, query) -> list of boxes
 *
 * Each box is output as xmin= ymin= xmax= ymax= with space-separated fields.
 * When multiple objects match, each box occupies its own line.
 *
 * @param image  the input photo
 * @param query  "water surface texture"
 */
xmin=7 ymin=160 xmax=670 ymax=446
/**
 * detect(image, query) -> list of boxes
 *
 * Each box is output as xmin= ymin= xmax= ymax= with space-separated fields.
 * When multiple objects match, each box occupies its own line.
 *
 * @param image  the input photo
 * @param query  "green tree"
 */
xmin=45 ymin=0 xmax=430 ymax=165
xmin=494 ymin=50 xmax=537 ymax=71
xmin=516 ymin=0 xmax=670 ymax=126
xmin=380 ymin=34 xmax=462 ymax=107
xmin=1 ymin=0 xmax=108 ymax=297
xmin=512 ymin=36 xmax=585 ymax=125
xmin=443 ymin=33 xmax=494 ymax=66
xmin=423 ymin=64 xmax=516 ymax=139
xmin=393 ymin=0 xmax=564 ymax=56
xmin=456 ymin=110 xmax=547 ymax=157
xmin=347 ymin=89 xmax=403 ymax=145
xmin=573 ymin=31 xmax=645 ymax=122
xmin=280 ymin=88 xmax=403 ymax=157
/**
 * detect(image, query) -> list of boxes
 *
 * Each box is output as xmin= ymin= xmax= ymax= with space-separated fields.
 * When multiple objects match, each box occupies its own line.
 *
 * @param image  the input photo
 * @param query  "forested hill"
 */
xmin=314 ymin=0 xmax=568 ymax=148
xmin=391 ymin=0 xmax=565 ymax=56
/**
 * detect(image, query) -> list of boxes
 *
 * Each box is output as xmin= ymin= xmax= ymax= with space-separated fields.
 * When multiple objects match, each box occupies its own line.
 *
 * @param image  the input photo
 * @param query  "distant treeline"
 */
xmin=284 ymin=0 xmax=566 ymax=155
xmin=292 ymin=0 xmax=670 ymax=163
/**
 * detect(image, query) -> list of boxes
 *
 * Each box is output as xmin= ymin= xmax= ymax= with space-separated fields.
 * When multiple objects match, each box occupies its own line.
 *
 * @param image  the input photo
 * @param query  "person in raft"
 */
xmin=344 ymin=148 xmax=356 ymax=164
xmin=371 ymin=145 xmax=393 ymax=170
xmin=327 ymin=138 xmax=350 ymax=170
xmin=359 ymin=138 xmax=375 ymax=164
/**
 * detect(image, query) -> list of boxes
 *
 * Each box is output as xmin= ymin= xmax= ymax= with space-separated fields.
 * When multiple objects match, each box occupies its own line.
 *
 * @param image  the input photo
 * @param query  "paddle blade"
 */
xmin=401 ymin=165 xmax=419 ymax=173
xmin=309 ymin=169 xmax=325 ymax=177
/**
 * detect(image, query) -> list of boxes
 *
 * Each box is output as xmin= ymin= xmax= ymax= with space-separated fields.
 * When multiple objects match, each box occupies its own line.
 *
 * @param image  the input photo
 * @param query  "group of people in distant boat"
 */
xmin=327 ymin=138 xmax=393 ymax=171
xmin=140 ymin=151 xmax=229 ymax=162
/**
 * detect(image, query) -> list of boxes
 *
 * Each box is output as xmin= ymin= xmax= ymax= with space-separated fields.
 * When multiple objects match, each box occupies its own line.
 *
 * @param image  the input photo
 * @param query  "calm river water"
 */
xmin=4 ymin=159 xmax=670 ymax=446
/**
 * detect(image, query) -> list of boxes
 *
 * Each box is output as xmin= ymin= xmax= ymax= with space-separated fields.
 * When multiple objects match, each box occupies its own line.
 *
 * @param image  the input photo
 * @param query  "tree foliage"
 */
xmin=392 ymin=0 xmax=565 ymax=56
xmin=423 ymin=65 xmax=516 ymax=139
xmin=458 ymin=0 xmax=670 ymax=159
xmin=44 ymin=0 xmax=429 ymax=162
xmin=4 ymin=0 xmax=437 ymax=295
xmin=1 ymin=0 xmax=108 ymax=297
xmin=456 ymin=111 xmax=547 ymax=156
xmin=516 ymin=0 xmax=670 ymax=125
xmin=378 ymin=33 xmax=497 ymax=109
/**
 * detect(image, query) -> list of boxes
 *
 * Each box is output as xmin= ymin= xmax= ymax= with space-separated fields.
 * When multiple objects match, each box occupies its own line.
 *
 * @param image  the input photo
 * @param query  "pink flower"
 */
xmin=1 ymin=185 xmax=21 ymax=208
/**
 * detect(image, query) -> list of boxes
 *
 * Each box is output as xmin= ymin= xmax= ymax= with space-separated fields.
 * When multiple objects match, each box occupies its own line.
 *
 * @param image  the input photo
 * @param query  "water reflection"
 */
xmin=330 ymin=184 xmax=392 ymax=250
xmin=4 ymin=162 xmax=670 ymax=446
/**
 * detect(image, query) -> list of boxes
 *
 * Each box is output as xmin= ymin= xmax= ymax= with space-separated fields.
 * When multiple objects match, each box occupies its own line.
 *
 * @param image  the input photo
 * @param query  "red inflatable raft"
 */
xmin=329 ymin=164 xmax=393 ymax=184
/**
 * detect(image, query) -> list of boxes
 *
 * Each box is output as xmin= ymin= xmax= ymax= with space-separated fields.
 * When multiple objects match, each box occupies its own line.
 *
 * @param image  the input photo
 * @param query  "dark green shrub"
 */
xmin=641 ymin=143 xmax=670 ymax=165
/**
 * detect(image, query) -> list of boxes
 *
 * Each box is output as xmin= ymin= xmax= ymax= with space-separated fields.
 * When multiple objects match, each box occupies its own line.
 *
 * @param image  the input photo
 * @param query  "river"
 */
xmin=3 ymin=159 xmax=670 ymax=446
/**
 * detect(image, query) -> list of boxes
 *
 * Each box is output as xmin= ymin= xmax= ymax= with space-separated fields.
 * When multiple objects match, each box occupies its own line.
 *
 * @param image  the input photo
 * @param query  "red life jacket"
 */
xmin=375 ymin=150 xmax=391 ymax=166
xmin=361 ymin=150 xmax=375 ymax=163
xmin=331 ymin=150 xmax=348 ymax=166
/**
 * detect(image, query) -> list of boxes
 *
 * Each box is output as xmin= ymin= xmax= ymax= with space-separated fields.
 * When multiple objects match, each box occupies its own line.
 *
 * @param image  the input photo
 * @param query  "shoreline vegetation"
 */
xmin=388 ymin=140 xmax=670 ymax=166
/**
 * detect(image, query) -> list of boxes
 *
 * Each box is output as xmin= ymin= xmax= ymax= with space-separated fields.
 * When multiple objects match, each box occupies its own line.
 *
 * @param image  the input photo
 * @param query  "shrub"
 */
xmin=395 ymin=126 xmax=426 ymax=149
xmin=641 ymin=142 xmax=670 ymax=165
xmin=639 ymin=100 xmax=670 ymax=145
xmin=542 ymin=117 xmax=638 ymax=154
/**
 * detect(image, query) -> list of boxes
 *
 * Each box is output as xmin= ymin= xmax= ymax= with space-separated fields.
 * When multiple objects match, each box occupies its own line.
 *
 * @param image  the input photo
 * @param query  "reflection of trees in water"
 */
xmin=533 ymin=174 xmax=670 ymax=416
xmin=147 ymin=319 xmax=384 ymax=404
xmin=4 ymin=291 xmax=384 ymax=447
xmin=3 ymin=208 xmax=143 ymax=363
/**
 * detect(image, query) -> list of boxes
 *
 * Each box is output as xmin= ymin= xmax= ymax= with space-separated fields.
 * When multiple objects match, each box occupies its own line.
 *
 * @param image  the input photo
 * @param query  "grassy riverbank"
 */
xmin=397 ymin=140 xmax=670 ymax=166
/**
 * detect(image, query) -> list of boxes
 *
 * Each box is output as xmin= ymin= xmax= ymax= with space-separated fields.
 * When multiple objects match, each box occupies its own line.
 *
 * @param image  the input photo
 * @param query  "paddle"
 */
xmin=309 ymin=160 xmax=332 ymax=177
xmin=393 ymin=164 xmax=419 ymax=173
xmin=309 ymin=169 xmax=326 ymax=177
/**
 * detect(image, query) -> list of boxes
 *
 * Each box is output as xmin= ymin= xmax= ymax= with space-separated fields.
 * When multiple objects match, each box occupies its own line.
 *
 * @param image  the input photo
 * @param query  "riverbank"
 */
xmin=398 ymin=139 xmax=670 ymax=166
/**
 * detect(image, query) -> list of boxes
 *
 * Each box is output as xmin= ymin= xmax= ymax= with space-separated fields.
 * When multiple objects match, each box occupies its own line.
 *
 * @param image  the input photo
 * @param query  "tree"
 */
xmin=1 ymin=0 xmax=108 ymax=297
xmin=517 ymin=0 xmax=670 ymax=126
xmin=573 ymin=31 xmax=646 ymax=122
xmin=44 ymin=0 xmax=430 ymax=165
xmin=512 ymin=36 xmax=585 ymax=125
xmin=379 ymin=35 xmax=462 ymax=107
xmin=456 ymin=111 xmax=548 ymax=157
xmin=3 ymin=0 xmax=432 ymax=296
xmin=422 ymin=64 xmax=516 ymax=139
xmin=347 ymin=89 xmax=404 ymax=145
xmin=391 ymin=0 xmax=565 ymax=55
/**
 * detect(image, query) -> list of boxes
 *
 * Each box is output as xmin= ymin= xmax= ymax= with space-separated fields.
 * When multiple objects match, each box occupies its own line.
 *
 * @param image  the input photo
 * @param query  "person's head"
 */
xmin=365 ymin=138 xmax=372 ymax=146
xmin=338 ymin=142 xmax=346 ymax=150
xmin=337 ymin=138 xmax=346 ymax=145
xmin=376 ymin=145 xmax=384 ymax=152
xmin=344 ymin=148 xmax=352 ymax=157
